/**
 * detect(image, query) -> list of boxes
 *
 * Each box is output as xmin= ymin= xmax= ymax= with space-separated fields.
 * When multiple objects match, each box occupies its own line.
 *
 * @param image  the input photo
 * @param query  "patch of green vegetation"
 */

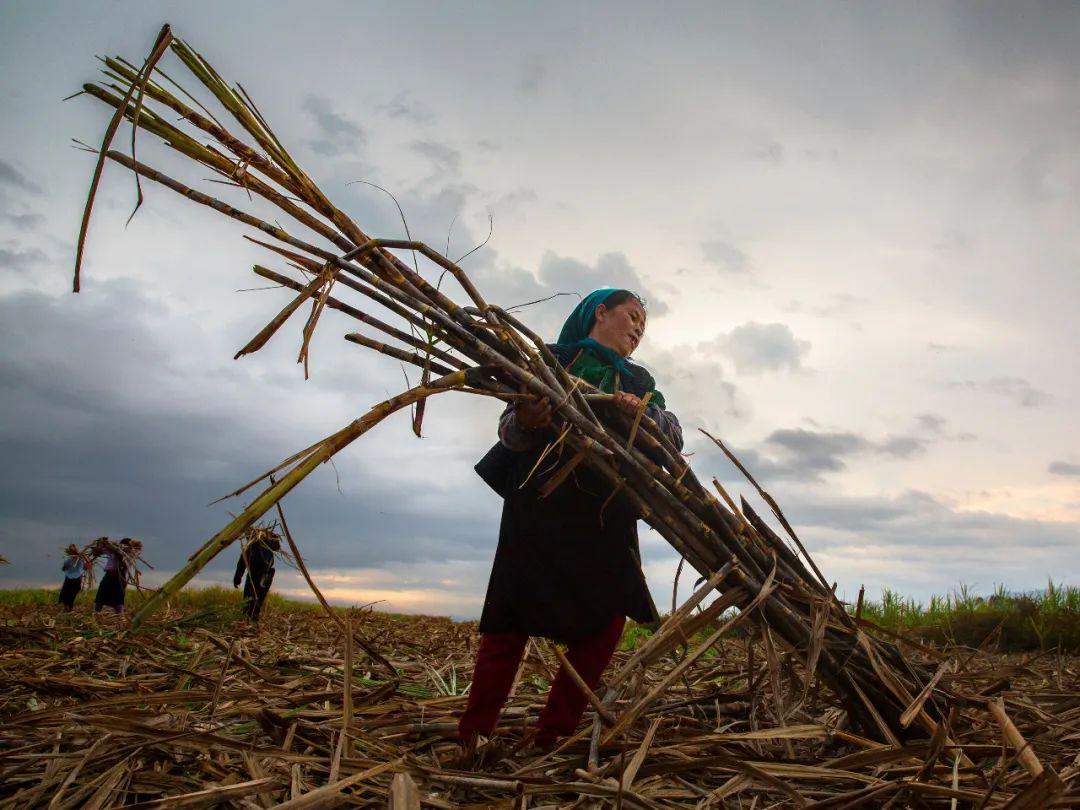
xmin=619 ymin=622 xmax=655 ymax=651
xmin=5 ymin=581 xmax=1079 ymax=652
xmin=615 ymin=582 xmax=1080 ymax=654
xmin=0 ymin=588 xmax=61 ymax=607
xmin=856 ymin=581 xmax=1080 ymax=652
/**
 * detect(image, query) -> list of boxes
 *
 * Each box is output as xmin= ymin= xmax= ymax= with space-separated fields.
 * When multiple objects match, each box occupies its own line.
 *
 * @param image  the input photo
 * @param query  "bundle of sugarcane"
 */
xmin=87 ymin=537 xmax=149 ymax=589
xmin=73 ymin=24 xmax=947 ymax=743
xmin=241 ymin=522 xmax=282 ymax=552
xmin=237 ymin=521 xmax=287 ymax=568
xmin=61 ymin=542 xmax=97 ymax=588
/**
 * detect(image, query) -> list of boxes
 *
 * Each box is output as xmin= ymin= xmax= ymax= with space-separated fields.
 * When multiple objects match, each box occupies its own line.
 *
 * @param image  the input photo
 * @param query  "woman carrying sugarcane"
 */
xmin=93 ymin=537 xmax=133 ymax=614
xmin=461 ymin=288 xmax=683 ymax=752
xmin=58 ymin=544 xmax=85 ymax=612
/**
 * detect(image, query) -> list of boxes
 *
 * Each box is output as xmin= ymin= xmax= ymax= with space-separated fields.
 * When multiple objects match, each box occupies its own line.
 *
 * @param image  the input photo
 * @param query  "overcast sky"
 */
xmin=1 ymin=1 xmax=1077 ymax=617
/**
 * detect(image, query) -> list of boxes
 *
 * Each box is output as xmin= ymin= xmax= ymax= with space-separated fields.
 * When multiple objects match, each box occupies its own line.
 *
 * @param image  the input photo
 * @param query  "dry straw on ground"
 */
xmin=1 ymin=597 xmax=1078 ymax=807
xmin=29 ymin=21 xmax=1077 ymax=806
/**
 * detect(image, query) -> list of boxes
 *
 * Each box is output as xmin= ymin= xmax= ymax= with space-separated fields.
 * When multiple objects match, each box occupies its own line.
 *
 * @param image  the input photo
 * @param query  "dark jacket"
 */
xmin=234 ymin=541 xmax=276 ymax=593
xmin=475 ymin=349 xmax=682 ymax=643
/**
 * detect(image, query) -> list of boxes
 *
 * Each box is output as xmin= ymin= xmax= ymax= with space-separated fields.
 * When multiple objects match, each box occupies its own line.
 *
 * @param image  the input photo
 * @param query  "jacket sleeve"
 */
xmin=498 ymin=403 xmax=544 ymax=452
xmin=647 ymin=404 xmax=684 ymax=451
xmin=233 ymin=553 xmax=247 ymax=587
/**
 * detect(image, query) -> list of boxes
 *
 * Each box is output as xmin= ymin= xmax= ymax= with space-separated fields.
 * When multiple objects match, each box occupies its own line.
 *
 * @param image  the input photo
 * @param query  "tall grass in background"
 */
xmin=4 ymin=582 xmax=1079 ymax=652
xmin=857 ymin=580 xmax=1080 ymax=652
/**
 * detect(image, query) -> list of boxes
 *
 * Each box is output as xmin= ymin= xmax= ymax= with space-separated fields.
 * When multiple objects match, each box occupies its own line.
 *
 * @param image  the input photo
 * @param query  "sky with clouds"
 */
xmin=1 ymin=1 xmax=1077 ymax=616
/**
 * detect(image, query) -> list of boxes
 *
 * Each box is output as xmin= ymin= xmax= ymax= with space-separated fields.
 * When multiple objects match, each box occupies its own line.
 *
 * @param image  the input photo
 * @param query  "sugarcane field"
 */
xmin=2 ymin=6 xmax=1080 ymax=809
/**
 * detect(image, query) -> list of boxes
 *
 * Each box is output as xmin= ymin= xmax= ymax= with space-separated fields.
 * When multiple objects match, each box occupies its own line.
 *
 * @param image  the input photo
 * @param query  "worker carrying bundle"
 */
xmin=463 ymin=289 xmax=683 ymax=751
xmin=58 ymin=543 xmax=87 ymax=612
xmin=91 ymin=537 xmax=142 ymax=614
xmin=234 ymin=527 xmax=281 ymax=622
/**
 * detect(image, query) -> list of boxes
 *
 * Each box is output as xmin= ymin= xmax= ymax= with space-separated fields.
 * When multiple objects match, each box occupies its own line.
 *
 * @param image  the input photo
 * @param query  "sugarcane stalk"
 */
xmin=131 ymin=369 xmax=475 ymax=628
xmin=254 ymin=265 xmax=467 ymax=369
xmin=74 ymin=24 xmax=173 ymax=293
xmin=344 ymin=333 xmax=456 ymax=378
xmin=249 ymin=238 xmax=455 ymax=347
xmin=102 ymin=56 xmax=306 ymax=198
xmin=90 ymin=77 xmax=501 ymax=347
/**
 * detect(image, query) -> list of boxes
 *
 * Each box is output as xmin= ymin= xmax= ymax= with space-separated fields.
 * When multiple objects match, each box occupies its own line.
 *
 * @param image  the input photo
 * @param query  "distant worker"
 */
xmin=93 ymin=537 xmax=132 ymax=614
xmin=59 ymin=544 xmax=84 ymax=612
xmin=233 ymin=534 xmax=280 ymax=621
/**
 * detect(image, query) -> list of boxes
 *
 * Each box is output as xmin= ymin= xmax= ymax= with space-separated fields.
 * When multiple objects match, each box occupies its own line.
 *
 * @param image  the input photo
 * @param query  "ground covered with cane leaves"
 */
xmin=1 ymin=589 xmax=1079 ymax=808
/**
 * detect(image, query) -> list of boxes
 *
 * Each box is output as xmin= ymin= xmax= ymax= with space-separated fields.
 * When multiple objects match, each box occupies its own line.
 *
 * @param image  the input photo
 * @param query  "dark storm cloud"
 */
xmin=692 ymin=424 xmax=933 ymax=483
xmin=302 ymin=96 xmax=366 ymax=157
xmin=447 ymin=250 xmax=672 ymax=346
xmin=914 ymin=413 xmax=977 ymax=444
xmin=767 ymin=428 xmax=869 ymax=474
xmin=949 ymin=377 xmax=1050 ymax=408
xmin=635 ymin=345 xmax=743 ymax=431
xmin=1049 ymin=461 xmax=1080 ymax=477
xmin=378 ymin=93 xmax=434 ymax=124
xmin=0 ymin=244 xmax=48 ymax=272
xmin=696 ymin=466 xmax=1079 ymax=595
xmin=492 ymin=187 xmax=538 ymax=214
xmin=917 ymin=413 xmax=947 ymax=433
xmin=412 ymin=139 xmax=462 ymax=175
xmin=780 ymin=489 xmax=1077 ymax=555
xmin=3 ymin=211 xmax=45 ymax=228
xmin=536 ymin=251 xmax=669 ymax=316
xmin=279 ymin=147 xmax=672 ymax=395
xmin=0 ymin=158 xmax=46 ymax=230
xmin=0 ymin=159 xmax=41 ymax=194
xmin=0 ymin=282 xmax=502 ymax=587
xmin=701 ymin=321 xmax=810 ymax=375
xmin=877 ymin=436 xmax=927 ymax=459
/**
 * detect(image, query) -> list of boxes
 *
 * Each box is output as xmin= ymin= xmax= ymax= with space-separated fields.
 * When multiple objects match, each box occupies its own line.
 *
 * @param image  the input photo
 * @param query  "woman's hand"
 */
xmin=515 ymin=395 xmax=553 ymax=431
xmin=612 ymin=391 xmax=644 ymax=416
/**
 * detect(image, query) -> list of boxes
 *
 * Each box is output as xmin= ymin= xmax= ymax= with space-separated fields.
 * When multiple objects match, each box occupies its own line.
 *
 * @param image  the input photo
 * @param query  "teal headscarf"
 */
xmin=555 ymin=288 xmax=634 ymax=376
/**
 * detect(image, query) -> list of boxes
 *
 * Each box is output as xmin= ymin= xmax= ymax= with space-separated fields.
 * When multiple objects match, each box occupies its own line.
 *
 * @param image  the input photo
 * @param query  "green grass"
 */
xmin=618 ymin=581 xmax=1080 ymax=654
xmin=5 ymin=581 xmax=1080 ymax=653
xmin=0 ymin=585 xmax=449 ymax=630
xmin=856 ymin=581 xmax=1080 ymax=652
xmin=0 ymin=585 xmax=327 ymax=634
xmin=619 ymin=622 xmax=655 ymax=651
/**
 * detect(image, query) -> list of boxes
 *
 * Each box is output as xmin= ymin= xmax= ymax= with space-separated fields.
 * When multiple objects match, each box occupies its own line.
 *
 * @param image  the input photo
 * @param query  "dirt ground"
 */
xmin=1 ymin=598 xmax=1078 ymax=808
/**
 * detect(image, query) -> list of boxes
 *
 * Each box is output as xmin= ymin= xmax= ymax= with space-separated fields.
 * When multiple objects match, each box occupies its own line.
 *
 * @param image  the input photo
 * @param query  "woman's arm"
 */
xmin=646 ymin=404 xmax=684 ymax=451
xmin=498 ymin=403 xmax=541 ymax=451
xmin=498 ymin=396 xmax=553 ymax=451
xmin=233 ymin=553 xmax=247 ymax=588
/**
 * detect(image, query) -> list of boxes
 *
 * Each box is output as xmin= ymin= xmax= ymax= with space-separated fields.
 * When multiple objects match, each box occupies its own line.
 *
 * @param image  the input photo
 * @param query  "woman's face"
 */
xmin=588 ymin=297 xmax=646 ymax=358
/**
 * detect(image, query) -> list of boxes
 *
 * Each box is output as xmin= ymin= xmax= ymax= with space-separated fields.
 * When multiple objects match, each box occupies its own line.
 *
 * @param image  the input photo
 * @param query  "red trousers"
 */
xmin=458 ymin=615 xmax=625 ymax=745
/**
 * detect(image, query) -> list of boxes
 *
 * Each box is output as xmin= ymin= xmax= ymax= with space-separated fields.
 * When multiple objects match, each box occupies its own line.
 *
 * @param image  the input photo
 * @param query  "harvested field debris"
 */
xmin=1 ymin=595 xmax=1079 ymax=807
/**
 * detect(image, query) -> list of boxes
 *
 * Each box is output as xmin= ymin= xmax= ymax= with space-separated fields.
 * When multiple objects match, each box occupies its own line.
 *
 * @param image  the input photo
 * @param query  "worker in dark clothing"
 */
xmin=59 ymin=544 xmax=85 ymax=612
xmin=233 ymin=535 xmax=280 ymax=621
xmin=462 ymin=288 xmax=683 ymax=751
xmin=94 ymin=537 xmax=134 ymax=614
